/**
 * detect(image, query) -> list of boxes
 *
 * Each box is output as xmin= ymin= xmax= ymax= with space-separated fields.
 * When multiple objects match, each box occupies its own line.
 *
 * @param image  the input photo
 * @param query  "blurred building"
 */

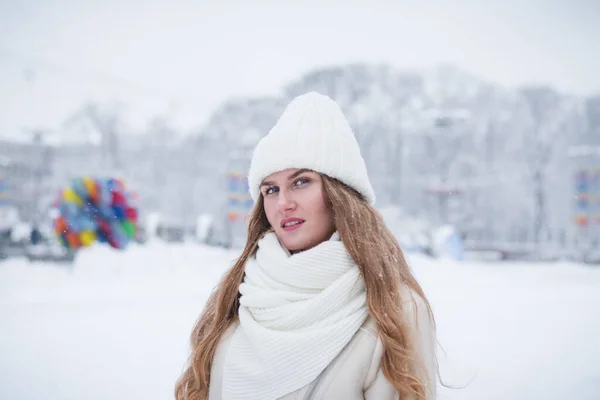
xmin=0 ymin=138 xmax=54 ymax=223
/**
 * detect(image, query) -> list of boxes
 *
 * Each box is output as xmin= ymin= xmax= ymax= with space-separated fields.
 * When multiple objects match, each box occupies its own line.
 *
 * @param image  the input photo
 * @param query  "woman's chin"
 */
xmin=283 ymin=241 xmax=305 ymax=254
xmin=283 ymin=238 xmax=322 ymax=254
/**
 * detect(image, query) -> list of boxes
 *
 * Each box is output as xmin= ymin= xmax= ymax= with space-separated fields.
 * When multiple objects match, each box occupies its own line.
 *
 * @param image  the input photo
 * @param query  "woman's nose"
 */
xmin=276 ymin=191 xmax=296 ymax=213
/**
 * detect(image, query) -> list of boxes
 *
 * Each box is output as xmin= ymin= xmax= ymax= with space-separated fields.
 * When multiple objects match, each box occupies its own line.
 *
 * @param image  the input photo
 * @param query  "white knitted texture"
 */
xmin=222 ymin=233 xmax=369 ymax=400
xmin=247 ymin=92 xmax=376 ymax=204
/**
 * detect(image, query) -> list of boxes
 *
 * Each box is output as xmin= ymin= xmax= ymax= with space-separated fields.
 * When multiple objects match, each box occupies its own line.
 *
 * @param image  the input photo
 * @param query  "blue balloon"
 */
xmin=98 ymin=205 xmax=115 ymax=220
xmin=83 ymin=202 xmax=100 ymax=219
xmin=59 ymin=203 xmax=71 ymax=219
xmin=63 ymin=203 xmax=80 ymax=227
xmin=106 ymin=178 xmax=118 ymax=194
xmin=98 ymin=180 xmax=112 ymax=206
xmin=80 ymin=216 xmax=96 ymax=232
xmin=113 ymin=205 xmax=126 ymax=220
xmin=69 ymin=215 xmax=81 ymax=232
xmin=97 ymin=229 xmax=108 ymax=243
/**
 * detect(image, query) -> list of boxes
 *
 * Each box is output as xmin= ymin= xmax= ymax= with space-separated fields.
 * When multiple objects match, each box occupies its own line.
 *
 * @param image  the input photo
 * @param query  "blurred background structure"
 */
xmin=1 ymin=2 xmax=599 ymax=400
xmin=1 ymin=1 xmax=599 ymax=261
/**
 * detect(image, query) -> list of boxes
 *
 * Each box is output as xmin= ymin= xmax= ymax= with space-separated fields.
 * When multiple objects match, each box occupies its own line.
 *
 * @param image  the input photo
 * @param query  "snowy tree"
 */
xmin=583 ymin=96 xmax=600 ymax=145
xmin=517 ymin=87 xmax=577 ymax=249
xmin=63 ymin=102 xmax=123 ymax=170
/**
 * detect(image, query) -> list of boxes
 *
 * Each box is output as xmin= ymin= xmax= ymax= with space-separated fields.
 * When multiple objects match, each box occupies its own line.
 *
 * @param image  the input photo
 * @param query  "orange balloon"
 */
xmin=55 ymin=217 xmax=67 ymax=234
xmin=66 ymin=231 xmax=81 ymax=248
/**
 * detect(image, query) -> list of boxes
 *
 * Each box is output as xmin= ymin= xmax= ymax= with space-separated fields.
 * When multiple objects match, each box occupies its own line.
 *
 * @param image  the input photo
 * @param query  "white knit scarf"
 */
xmin=222 ymin=232 xmax=369 ymax=400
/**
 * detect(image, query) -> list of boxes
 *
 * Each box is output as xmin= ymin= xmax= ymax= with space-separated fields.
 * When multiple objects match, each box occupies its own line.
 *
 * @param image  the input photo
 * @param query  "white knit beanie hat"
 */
xmin=247 ymin=92 xmax=375 ymax=204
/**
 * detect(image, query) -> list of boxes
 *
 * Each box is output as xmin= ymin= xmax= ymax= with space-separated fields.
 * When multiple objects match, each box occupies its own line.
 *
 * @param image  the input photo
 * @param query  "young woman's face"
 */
xmin=260 ymin=168 xmax=335 ymax=253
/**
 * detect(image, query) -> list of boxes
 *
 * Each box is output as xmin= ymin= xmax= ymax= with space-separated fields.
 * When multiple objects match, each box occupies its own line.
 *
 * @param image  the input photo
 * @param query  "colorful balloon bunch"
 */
xmin=54 ymin=177 xmax=138 ymax=250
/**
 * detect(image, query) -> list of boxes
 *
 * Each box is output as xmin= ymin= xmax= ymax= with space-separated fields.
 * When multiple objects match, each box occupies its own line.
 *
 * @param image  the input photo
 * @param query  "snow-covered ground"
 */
xmin=1 ymin=241 xmax=599 ymax=400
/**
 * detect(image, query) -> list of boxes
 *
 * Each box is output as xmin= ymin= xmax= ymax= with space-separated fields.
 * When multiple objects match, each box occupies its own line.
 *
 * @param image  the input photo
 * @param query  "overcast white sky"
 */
xmin=1 ymin=0 xmax=599 ymax=140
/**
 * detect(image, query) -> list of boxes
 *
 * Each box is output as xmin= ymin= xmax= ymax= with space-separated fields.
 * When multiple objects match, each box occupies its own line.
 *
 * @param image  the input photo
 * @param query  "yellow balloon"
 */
xmin=80 ymin=230 xmax=96 ymax=247
xmin=63 ymin=187 xmax=83 ymax=205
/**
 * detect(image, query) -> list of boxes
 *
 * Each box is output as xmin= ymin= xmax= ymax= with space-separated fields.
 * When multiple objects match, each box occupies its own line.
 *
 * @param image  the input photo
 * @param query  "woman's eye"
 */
xmin=265 ymin=187 xmax=278 ymax=195
xmin=294 ymin=177 xmax=310 ymax=186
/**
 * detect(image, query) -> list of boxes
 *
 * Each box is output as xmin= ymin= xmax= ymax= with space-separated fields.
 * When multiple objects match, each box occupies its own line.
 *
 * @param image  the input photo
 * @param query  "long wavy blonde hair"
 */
xmin=175 ymin=175 xmax=437 ymax=399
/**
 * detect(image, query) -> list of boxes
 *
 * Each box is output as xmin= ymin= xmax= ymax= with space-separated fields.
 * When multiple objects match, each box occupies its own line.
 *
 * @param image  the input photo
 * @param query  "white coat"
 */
xmin=208 ymin=293 xmax=437 ymax=399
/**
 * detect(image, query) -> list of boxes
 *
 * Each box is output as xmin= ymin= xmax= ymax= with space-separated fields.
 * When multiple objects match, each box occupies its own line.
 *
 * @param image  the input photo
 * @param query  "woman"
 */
xmin=176 ymin=92 xmax=438 ymax=399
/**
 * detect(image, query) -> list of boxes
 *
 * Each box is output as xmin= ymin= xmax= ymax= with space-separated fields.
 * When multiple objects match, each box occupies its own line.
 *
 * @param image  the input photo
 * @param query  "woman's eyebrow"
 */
xmin=260 ymin=169 xmax=312 ymax=187
xmin=287 ymin=168 xmax=311 ymax=180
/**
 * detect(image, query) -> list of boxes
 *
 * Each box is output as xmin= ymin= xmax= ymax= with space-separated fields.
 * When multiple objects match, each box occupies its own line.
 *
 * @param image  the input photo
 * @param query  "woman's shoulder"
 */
xmin=363 ymin=287 xmax=432 ymax=335
xmin=395 ymin=285 xmax=432 ymax=324
xmin=357 ymin=316 xmax=379 ymax=339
